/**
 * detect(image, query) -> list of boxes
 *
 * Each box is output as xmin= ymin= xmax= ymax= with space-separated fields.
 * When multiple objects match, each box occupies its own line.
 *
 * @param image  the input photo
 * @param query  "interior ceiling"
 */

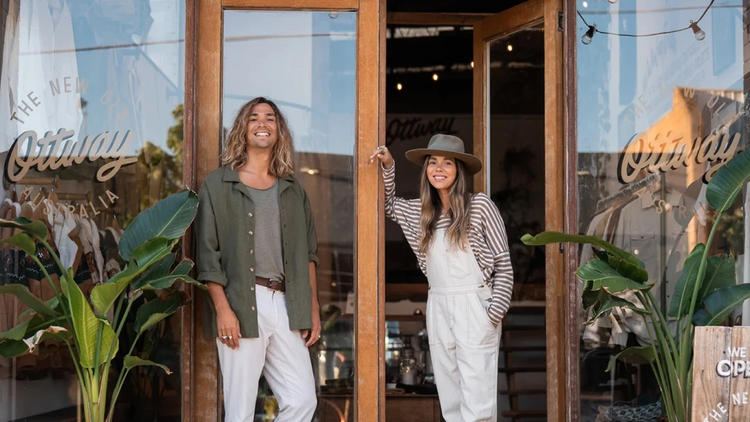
xmin=387 ymin=0 xmax=527 ymax=14
xmin=384 ymin=0 xmax=543 ymax=115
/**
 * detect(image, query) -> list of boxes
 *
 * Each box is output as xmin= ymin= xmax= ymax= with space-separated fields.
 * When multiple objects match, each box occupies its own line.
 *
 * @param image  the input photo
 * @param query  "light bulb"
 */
xmin=690 ymin=22 xmax=706 ymax=41
xmin=432 ymin=74 xmax=438 ymax=81
xmin=582 ymin=1 xmax=588 ymax=7
xmin=582 ymin=25 xmax=595 ymax=45
xmin=470 ymin=61 xmax=474 ymax=68
xmin=507 ymin=44 xmax=513 ymax=52
xmin=397 ymin=83 xmax=403 ymax=91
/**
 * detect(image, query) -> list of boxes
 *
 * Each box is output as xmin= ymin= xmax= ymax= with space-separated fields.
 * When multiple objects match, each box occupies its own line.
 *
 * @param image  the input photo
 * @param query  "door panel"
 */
xmin=473 ymin=0 xmax=565 ymax=420
xmin=191 ymin=1 xmax=384 ymax=421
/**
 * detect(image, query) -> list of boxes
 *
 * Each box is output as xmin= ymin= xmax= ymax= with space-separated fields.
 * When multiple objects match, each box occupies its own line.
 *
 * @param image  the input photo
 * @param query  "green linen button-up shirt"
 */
xmin=197 ymin=165 xmax=319 ymax=339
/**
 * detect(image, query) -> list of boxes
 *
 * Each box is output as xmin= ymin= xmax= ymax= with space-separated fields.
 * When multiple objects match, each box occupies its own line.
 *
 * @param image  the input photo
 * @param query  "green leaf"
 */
xmin=522 ymin=231 xmax=643 ymax=268
xmin=693 ymin=284 xmax=750 ymax=326
xmin=698 ymin=255 xmax=737 ymax=302
xmin=138 ymin=275 xmax=206 ymax=291
xmin=131 ymin=254 xmax=175 ymax=290
xmin=90 ymin=238 xmax=173 ymax=315
xmin=119 ymin=190 xmax=198 ymax=261
xmin=593 ymin=249 xmax=649 ymax=283
xmin=18 ymin=297 xmax=60 ymax=320
xmin=91 ymin=264 xmax=138 ymax=315
xmin=0 ymin=217 xmax=48 ymax=239
xmin=0 ymin=317 xmax=40 ymax=341
xmin=586 ymin=290 xmax=651 ymax=324
xmin=135 ymin=291 xmax=190 ymax=333
xmin=171 ymin=258 xmax=194 ymax=276
xmin=132 ymin=237 xmax=173 ymax=269
xmin=123 ymin=356 xmax=172 ymax=375
xmin=65 ymin=276 xmax=118 ymax=368
xmin=706 ymin=149 xmax=750 ymax=212
xmin=576 ymin=259 xmax=651 ymax=294
xmin=0 ymin=233 xmax=35 ymax=255
xmin=606 ymin=346 xmax=656 ymax=372
xmin=0 ymin=340 xmax=29 ymax=358
xmin=668 ymin=244 xmax=706 ymax=318
xmin=0 ymin=285 xmax=59 ymax=318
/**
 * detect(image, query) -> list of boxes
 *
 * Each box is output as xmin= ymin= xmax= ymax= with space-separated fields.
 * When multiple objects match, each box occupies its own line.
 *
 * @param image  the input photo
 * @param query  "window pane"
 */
xmin=576 ymin=1 xmax=746 ymax=419
xmin=222 ymin=10 xmax=357 ymax=421
xmin=0 ymin=1 xmax=186 ymax=421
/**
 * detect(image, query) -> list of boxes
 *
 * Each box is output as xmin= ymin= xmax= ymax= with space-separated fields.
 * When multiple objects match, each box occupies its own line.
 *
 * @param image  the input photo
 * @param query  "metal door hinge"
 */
xmin=558 ymin=12 xmax=564 ymax=32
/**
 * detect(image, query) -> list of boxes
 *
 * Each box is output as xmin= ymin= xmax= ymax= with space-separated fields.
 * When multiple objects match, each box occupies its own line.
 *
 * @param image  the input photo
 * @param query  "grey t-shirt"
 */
xmin=245 ymin=180 xmax=285 ymax=281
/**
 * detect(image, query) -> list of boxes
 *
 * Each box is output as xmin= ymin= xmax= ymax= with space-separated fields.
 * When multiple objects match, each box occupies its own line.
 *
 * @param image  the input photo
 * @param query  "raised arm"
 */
xmin=370 ymin=146 xmax=421 ymax=238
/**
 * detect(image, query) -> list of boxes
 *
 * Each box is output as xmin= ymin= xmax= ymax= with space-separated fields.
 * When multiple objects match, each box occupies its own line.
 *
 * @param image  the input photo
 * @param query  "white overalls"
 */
xmin=426 ymin=228 xmax=500 ymax=422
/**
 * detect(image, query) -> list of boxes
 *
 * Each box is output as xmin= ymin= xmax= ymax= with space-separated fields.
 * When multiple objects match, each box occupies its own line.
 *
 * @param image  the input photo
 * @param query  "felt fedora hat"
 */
xmin=405 ymin=134 xmax=483 ymax=175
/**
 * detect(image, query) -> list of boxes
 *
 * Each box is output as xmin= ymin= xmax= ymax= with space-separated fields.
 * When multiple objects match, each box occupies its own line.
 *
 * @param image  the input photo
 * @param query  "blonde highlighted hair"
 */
xmin=221 ymin=97 xmax=295 ymax=176
xmin=417 ymin=157 xmax=472 ymax=254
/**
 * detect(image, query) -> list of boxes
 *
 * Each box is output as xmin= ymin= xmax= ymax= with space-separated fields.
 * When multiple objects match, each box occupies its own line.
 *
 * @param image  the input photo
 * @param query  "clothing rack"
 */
xmin=595 ymin=172 xmax=662 ymax=214
xmin=3 ymin=175 xmax=61 ymax=190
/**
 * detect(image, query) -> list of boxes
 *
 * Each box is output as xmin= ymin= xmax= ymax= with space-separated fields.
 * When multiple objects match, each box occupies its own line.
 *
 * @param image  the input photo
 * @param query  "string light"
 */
xmin=507 ymin=44 xmax=513 ymax=51
xmin=397 ymin=83 xmax=403 ymax=91
xmin=690 ymin=21 xmax=706 ymax=41
xmin=582 ymin=1 xmax=588 ymax=8
xmin=470 ymin=61 xmax=474 ymax=68
xmin=432 ymin=73 xmax=439 ymax=81
xmin=578 ymin=0 xmax=714 ymax=45
xmin=582 ymin=24 xmax=595 ymax=45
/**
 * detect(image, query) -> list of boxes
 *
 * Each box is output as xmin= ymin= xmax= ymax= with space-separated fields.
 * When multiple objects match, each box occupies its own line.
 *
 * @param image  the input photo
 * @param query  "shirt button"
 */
xmin=248 ymin=231 xmax=253 ymax=235
xmin=250 ymin=249 xmax=254 ymax=254
xmin=248 ymin=212 xmax=253 ymax=217
xmin=251 ymin=286 xmax=255 ymax=291
xmin=250 ymin=267 xmax=254 ymax=272
xmin=251 ymin=306 xmax=255 ymax=311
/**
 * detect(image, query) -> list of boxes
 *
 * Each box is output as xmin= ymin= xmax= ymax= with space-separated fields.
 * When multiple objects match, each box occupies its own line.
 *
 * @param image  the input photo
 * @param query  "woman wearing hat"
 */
xmin=370 ymin=134 xmax=514 ymax=422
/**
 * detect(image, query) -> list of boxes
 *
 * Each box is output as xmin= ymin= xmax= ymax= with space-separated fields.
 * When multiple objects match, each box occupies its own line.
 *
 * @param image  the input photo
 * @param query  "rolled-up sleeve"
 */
xmin=302 ymin=188 xmax=319 ymax=267
xmin=196 ymin=181 xmax=228 ymax=286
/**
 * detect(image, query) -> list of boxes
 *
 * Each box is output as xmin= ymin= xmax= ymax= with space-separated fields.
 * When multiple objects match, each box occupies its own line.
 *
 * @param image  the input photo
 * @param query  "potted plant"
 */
xmin=0 ymin=189 xmax=205 ymax=422
xmin=522 ymin=151 xmax=750 ymax=421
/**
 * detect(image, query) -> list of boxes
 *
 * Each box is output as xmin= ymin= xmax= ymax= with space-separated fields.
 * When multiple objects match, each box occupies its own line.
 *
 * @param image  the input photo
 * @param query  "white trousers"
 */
xmin=426 ymin=229 xmax=500 ymax=422
xmin=216 ymin=285 xmax=317 ymax=422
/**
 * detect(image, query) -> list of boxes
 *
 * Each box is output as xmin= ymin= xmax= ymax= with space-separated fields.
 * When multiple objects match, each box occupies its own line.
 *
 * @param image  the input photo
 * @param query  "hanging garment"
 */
xmin=0 ymin=0 xmax=83 ymax=153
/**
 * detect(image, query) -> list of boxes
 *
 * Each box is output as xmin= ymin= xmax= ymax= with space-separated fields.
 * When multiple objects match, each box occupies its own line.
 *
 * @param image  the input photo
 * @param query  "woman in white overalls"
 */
xmin=370 ymin=134 xmax=514 ymax=422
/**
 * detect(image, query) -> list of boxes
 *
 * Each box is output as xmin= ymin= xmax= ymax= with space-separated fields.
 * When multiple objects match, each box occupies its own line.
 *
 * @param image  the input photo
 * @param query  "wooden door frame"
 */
xmin=184 ymin=1 xmax=386 ymax=421
xmin=472 ymin=0 xmax=568 ymax=420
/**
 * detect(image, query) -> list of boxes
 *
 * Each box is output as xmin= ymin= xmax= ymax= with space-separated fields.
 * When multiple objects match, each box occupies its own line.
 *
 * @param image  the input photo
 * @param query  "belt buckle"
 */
xmin=269 ymin=279 xmax=282 ymax=290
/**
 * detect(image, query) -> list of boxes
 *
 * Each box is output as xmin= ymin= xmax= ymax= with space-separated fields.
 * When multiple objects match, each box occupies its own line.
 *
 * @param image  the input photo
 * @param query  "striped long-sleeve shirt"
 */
xmin=383 ymin=161 xmax=515 ymax=325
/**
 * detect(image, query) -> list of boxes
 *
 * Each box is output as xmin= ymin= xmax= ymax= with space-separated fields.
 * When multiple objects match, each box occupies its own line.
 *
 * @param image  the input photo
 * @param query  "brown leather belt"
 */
xmin=255 ymin=276 xmax=286 ymax=292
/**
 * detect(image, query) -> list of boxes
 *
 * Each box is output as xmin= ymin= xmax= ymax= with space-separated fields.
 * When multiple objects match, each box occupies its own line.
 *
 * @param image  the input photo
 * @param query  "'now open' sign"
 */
xmin=692 ymin=327 xmax=750 ymax=421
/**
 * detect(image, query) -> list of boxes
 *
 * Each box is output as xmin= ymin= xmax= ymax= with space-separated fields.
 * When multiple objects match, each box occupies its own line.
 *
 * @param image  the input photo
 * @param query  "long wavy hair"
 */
xmin=417 ymin=156 xmax=472 ymax=253
xmin=221 ymin=97 xmax=295 ymax=176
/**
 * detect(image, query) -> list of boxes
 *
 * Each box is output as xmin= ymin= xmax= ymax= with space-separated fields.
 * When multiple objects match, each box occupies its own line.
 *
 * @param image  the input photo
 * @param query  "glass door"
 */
xmin=473 ymin=0 xmax=566 ymax=420
xmin=189 ymin=1 xmax=385 ymax=421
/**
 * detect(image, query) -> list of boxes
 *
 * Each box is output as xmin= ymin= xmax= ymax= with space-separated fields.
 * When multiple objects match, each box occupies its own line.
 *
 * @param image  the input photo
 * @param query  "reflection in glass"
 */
xmin=577 ymin=1 xmax=746 ymax=419
xmin=487 ymin=22 xmax=547 ymax=419
xmin=0 ymin=1 xmax=186 ymax=421
xmin=222 ymin=10 xmax=356 ymax=421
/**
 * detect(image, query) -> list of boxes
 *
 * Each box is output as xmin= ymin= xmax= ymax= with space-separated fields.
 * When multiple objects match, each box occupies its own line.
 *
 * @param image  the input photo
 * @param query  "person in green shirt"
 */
xmin=197 ymin=97 xmax=321 ymax=421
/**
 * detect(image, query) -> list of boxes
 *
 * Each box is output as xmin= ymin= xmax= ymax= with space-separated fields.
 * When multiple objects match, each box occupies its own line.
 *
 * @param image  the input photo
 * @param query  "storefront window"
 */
xmin=577 ymin=0 xmax=747 ymax=419
xmin=222 ymin=10 xmax=357 ymax=421
xmin=0 ymin=0 xmax=186 ymax=420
